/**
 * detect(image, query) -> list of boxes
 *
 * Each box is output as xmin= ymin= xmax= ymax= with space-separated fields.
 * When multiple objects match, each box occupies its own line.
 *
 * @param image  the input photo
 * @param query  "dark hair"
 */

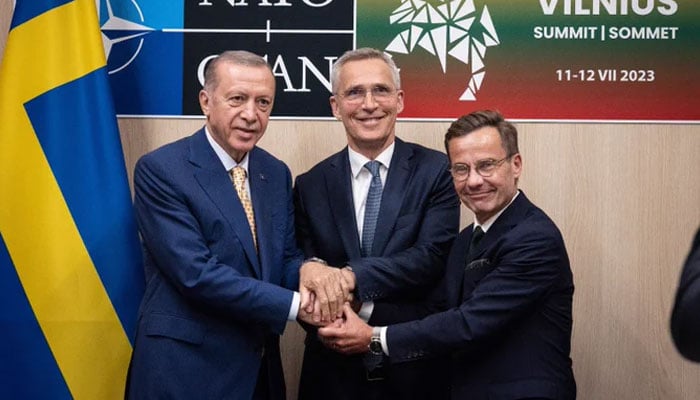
xmin=444 ymin=110 xmax=519 ymax=156
xmin=203 ymin=50 xmax=272 ymax=91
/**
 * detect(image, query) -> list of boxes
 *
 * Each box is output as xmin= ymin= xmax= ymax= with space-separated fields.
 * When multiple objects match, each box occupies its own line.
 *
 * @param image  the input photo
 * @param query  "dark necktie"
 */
xmin=468 ymin=226 xmax=484 ymax=256
xmin=361 ymin=161 xmax=383 ymax=257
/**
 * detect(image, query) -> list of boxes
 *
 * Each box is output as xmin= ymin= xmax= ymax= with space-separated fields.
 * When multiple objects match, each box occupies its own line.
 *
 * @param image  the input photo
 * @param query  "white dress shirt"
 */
xmin=347 ymin=143 xmax=395 ymax=321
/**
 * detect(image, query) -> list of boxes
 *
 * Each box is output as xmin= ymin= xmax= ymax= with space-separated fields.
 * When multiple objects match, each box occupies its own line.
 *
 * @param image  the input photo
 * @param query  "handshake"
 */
xmin=297 ymin=259 xmax=356 ymax=325
xmin=295 ymin=259 xmax=374 ymax=355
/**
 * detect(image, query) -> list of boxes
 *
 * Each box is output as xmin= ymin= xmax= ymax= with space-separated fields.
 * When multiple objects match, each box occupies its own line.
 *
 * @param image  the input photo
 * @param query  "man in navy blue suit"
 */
xmin=319 ymin=110 xmax=577 ymax=400
xmin=294 ymin=48 xmax=460 ymax=399
xmin=125 ymin=51 xmax=332 ymax=400
xmin=671 ymin=226 xmax=700 ymax=361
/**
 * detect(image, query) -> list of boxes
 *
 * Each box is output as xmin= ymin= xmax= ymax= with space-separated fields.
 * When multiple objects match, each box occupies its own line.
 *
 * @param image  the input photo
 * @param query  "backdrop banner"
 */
xmin=103 ymin=0 xmax=699 ymax=122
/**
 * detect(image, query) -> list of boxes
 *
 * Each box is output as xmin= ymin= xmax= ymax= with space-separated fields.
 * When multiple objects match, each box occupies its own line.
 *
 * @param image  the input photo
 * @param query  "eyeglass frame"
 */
xmin=333 ymin=84 xmax=399 ymax=104
xmin=448 ymin=154 xmax=517 ymax=181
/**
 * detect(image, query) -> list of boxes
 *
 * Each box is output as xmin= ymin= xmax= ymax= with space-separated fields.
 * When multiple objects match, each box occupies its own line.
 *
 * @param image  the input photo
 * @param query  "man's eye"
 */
xmin=346 ymin=88 xmax=364 ymax=97
xmin=478 ymin=161 xmax=496 ymax=171
xmin=373 ymin=86 xmax=391 ymax=95
xmin=228 ymin=96 xmax=245 ymax=106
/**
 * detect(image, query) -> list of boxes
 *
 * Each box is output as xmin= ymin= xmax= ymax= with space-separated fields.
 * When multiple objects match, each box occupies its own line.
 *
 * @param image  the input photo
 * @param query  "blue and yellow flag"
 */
xmin=0 ymin=1 xmax=144 ymax=398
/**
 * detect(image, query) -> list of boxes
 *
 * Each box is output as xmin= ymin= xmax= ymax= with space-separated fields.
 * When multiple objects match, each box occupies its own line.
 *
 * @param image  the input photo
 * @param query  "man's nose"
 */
xmin=360 ymin=90 xmax=378 ymax=108
xmin=466 ymin=169 xmax=484 ymax=187
xmin=240 ymin=100 xmax=257 ymax=121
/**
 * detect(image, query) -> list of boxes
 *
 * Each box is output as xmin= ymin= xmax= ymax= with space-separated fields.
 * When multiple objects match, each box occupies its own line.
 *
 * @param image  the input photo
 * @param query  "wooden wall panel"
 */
xmin=2 ymin=3 xmax=700 ymax=398
xmin=118 ymin=119 xmax=700 ymax=400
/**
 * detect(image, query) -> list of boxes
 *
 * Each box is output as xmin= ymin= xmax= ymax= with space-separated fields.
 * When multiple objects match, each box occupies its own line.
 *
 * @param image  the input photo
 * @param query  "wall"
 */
xmin=2 ymin=2 xmax=700 ymax=398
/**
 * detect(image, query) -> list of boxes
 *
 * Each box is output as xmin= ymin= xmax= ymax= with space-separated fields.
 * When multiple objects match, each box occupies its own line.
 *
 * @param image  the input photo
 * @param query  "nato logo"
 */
xmin=99 ymin=0 xmax=352 ymax=118
xmin=99 ymin=0 xmax=152 ymax=74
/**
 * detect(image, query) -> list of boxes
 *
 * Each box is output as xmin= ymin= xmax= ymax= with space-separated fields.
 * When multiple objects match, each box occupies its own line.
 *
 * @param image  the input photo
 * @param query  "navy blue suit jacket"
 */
xmin=387 ymin=192 xmax=576 ymax=400
xmin=126 ymin=129 xmax=302 ymax=400
xmin=671 ymin=227 xmax=700 ymax=361
xmin=294 ymin=138 xmax=459 ymax=399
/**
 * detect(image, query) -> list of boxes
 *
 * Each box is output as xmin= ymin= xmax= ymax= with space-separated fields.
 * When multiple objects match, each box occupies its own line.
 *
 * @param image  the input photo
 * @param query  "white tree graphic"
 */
xmin=384 ymin=0 xmax=500 ymax=101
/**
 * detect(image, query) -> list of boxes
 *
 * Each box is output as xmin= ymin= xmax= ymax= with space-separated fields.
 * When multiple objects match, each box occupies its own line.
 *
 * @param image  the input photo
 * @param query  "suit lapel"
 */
xmin=248 ymin=149 xmax=270 ymax=280
xmin=454 ymin=225 xmax=473 ymax=303
xmin=189 ymin=130 xmax=261 ymax=278
xmin=470 ymin=192 xmax=531 ymax=260
xmin=371 ymin=138 xmax=411 ymax=256
xmin=324 ymin=149 xmax=362 ymax=259
xmin=460 ymin=192 xmax=533 ymax=299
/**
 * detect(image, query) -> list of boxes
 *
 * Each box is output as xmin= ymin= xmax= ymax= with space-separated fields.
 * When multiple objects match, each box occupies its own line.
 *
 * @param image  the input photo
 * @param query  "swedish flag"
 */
xmin=0 ymin=1 xmax=144 ymax=398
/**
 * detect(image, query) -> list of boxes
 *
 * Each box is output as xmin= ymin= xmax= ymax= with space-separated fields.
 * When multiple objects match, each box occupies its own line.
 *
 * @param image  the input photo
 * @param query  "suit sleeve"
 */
xmin=386 ymin=222 xmax=569 ymax=362
xmin=348 ymin=159 xmax=460 ymax=302
xmin=293 ymin=175 xmax=319 ymax=258
xmin=671 ymin=227 xmax=700 ymax=362
xmin=134 ymin=156 xmax=294 ymax=335
xmin=280 ymin=166 xmax=303 ymax=291
xmin=369 ymin=293 xmax=446 ymax=325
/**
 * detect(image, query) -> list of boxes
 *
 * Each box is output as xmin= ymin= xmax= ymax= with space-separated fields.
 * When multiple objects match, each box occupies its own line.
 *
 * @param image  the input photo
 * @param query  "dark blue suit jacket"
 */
xmin=294 ymin=138 xmax=460 ymax=399
xmin=126 ymin=129 xmax=302 ymax=400
xmin=671 ymin=227 xmax=700 ymax=362
xmin=387 ymin=192 xmax=576 ymax=400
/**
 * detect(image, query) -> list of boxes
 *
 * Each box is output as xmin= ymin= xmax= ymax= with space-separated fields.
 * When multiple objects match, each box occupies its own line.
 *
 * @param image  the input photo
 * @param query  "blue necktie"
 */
xmin=361 ymin=161 xmax=383 ymax=257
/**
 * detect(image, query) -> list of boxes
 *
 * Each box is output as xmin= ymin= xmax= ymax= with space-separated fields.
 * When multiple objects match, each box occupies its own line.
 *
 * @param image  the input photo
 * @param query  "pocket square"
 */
xmin=465 ymin=258 xmax=491 ymax=270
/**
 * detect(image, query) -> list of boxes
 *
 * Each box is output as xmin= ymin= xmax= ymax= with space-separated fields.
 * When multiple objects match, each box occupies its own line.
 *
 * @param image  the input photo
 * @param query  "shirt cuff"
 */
xmin=287 ymin=291 xmax=301 ymax=321
xmin=379 ymin=326 xmax=389 ymax=356
xmin=358 ymin=301 xmax=374 ymax=321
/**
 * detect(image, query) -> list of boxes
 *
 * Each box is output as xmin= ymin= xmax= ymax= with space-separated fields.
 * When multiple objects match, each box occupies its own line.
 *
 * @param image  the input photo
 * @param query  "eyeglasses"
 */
xmin=335 ymin=85 xmax=397 ymax=104
xmin=448 ymin=155 xmax=514 ymax=181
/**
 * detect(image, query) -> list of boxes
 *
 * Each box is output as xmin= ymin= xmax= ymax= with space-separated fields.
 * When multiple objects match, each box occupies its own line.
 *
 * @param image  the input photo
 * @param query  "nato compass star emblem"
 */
xmin=99 ymin=0 xmax=153 ymax=74
xmin=385 ymin=0 xmax=500 ymax=101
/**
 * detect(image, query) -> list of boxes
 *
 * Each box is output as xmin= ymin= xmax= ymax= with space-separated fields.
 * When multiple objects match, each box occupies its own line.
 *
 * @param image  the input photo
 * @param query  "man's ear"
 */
xmin=396 ymin=89 xmax=405 ymax=114
xmin=330 ymin=96 xmax=341 ymax=120
xmin=199 ymin=89 xmax=210 ymax=116
xmin=511 ymin=153 xmax=523 ymax=179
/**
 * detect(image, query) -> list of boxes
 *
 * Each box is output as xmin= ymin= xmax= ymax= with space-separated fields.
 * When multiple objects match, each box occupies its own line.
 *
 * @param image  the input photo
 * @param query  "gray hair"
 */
xmin=203 ymin=50 xmax=272 ymax=91
xmin=330 ymin=48 xmax=401 ymax=93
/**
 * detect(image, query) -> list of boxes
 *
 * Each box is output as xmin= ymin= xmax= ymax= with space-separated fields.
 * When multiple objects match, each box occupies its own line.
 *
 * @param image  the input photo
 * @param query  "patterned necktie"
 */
xmin=231 ymin=166 xmax=257 ymax=249
xmin=361 ymin=161 xmax=383 ymax=257
xmin=468 ymin=226 xmax=484 ymax=256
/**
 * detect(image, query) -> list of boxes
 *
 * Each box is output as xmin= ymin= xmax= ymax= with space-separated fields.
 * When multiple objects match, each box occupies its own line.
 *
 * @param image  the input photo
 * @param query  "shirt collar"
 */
xmin=348 ymin=142 xmax=395 ymax=178
xmin=474 ymin=190 xmax=520 ymax=233
xmin=205 ymin=126 xmax=250 ymax=172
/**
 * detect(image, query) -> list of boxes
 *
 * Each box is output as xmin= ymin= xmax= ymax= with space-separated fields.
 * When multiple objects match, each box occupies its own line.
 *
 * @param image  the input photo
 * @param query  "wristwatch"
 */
xmin=304 ymin=257 xmax=327 ymax=265
xmin=369 ymin=327 xmax=383 ymax=355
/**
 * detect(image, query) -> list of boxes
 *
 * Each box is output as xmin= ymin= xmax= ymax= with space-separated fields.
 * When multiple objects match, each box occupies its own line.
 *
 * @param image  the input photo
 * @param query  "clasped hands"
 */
xmin=297 ymin=261 xmax=373 ymax=355
xmin=297 ymin=260 xmax=354 ymax=324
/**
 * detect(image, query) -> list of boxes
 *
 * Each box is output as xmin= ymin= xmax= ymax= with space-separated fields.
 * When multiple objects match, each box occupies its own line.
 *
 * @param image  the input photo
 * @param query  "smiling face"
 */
xmin=199 ymin=62 xmax=275 ymax=162
xmin=330 ymin=58 xmax=404 ymax=159
xmin=447 ymin=126 xmax=522 ymax=223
